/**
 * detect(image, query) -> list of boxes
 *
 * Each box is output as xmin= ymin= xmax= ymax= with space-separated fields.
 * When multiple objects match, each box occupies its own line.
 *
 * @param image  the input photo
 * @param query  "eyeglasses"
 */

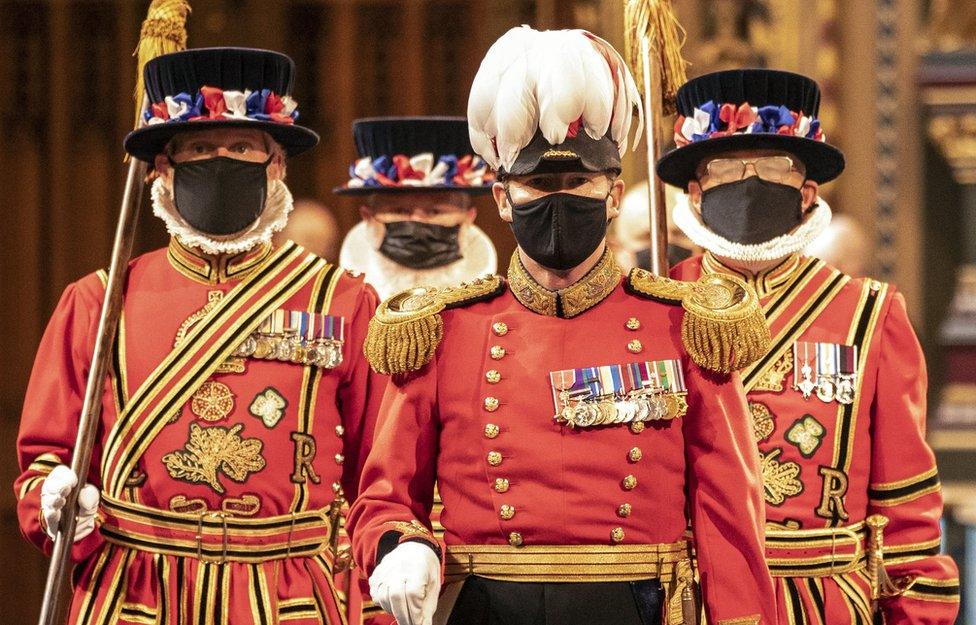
xmin=700 ymin=156 xmax=801 ymax=186
xmin=506 ymin=173 xmax=615 ymax=203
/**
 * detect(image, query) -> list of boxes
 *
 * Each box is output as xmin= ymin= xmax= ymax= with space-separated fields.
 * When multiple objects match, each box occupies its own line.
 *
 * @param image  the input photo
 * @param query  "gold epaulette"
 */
xmin=626 ymin=269 xmax=770 ymax=374
xmin=364 ymin=275 xmax=506 ymax=375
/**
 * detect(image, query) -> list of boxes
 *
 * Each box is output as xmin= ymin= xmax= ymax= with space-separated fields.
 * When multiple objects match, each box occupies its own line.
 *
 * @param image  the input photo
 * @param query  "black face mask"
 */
xmin=172 ymin=156 xmax=271 ymax=236
xmin=507 ymin=190 xmax=609 ymax=271
xmin=378 ymin=220 xmax=462 ymax=269
xmin=701 ymin=177 xmax=804 ymax=245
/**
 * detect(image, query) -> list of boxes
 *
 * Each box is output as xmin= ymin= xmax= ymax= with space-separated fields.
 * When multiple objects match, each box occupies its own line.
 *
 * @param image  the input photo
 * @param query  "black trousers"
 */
xmin=445 ymin=576 xmax=663 ymax=625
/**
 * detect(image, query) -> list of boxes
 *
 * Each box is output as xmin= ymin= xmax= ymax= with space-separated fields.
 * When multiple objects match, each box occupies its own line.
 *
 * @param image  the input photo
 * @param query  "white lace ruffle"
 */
xmin=151 ymin=176 xmax=294 ymax=256
xmin=673 ymin=193 xmax=832 ymax=263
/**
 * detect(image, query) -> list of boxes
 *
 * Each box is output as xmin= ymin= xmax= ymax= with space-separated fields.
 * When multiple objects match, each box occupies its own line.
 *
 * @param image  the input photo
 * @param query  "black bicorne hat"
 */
xmin=656 ymin=69 xmax=845 ymax=188
xmin=124 ymin=47 xmax=319 ymax=162
xmin=334 ymin=117 xmax=493 ymax=195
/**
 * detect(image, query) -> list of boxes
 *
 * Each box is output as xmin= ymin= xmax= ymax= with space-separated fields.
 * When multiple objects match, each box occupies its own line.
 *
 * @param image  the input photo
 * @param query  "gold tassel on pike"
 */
xmin=132 ymin=0 xmax=192 ymax=131
xmin=623 ymin=0 xmax=688 ymax=115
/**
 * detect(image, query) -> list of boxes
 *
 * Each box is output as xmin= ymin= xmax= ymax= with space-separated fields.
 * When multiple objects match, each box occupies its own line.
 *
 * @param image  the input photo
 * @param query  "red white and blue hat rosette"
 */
xmin=124 ymin=47 xmax=319 ymax=162
xmin=334 ymin=117 xmax=493 ymax=195
xmin=656 ymin=69 xmax=845 ymax=188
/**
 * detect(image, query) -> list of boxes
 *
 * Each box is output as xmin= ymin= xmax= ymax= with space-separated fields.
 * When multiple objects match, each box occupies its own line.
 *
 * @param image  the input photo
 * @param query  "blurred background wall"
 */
xmin=1 ymin=0 xmax=973 ymax=621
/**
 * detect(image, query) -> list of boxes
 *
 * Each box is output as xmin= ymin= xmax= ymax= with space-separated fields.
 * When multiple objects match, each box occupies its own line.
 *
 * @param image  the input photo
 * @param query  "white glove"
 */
xmin=369 ymin=541 xmax=441 ymax=625
xmin=40 ymin=465 xmax=100 ymax=542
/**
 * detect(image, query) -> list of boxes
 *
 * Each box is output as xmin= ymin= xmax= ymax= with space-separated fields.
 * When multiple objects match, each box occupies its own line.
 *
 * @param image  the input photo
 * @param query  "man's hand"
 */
xmin=369 ymin=541 xmax=441 ymax=625
xmin=40 ymin=465 xmax=100 ymax=542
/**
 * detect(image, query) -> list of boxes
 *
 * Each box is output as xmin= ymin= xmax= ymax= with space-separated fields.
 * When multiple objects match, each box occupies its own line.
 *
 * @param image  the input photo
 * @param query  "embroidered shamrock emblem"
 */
xmin=760 ymin=448 xmax=803 ymax=506
xmin=786 ymin=415 xmax=826 ymax=458
xmin=249 ymin=387 xmax=288 ymax=428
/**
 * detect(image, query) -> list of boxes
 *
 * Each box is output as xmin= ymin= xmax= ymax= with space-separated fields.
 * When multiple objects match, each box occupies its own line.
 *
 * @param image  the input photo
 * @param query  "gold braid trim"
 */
xmin=628 ymin=269 xmax=770 ymax=373
xmin=715 ymin=617 xmax=760 ymax=625
xmin=364 ymin=276 xmax=504 ymax=375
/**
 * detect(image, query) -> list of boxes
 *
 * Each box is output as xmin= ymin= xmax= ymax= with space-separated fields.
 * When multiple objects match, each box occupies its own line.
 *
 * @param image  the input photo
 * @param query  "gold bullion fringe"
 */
xmin=365 ymin=312 xmax=444 ymax=376
xmin=623 ymin=0 xmax=688 ymax=114
xmin=132 ymin=0 xmax=192 ymax=131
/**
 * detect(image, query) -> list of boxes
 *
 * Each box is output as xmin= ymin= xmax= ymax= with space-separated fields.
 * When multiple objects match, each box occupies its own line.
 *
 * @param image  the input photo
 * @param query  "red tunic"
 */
xmin=14 ymin=238 xmax=382 ymax=625
xmin=348 ymin=253 xmax=777 ymax=625
xmin=673 ymin=253 xmax=960 ymax=625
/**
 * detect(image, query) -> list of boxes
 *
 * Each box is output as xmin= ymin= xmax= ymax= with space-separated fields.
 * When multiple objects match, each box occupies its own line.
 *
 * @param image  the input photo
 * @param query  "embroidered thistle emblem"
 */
xmin=249 ymin=387 xmax=288 ymax=428
xmin=760 ymin=448 xmax=803 ymax=505
xmin=163 ymin=423 xmax=266 ymax=493
xmin=786 ymin=415 xmax=826 ymax=458
xmin=749 ymin=401 xmax=775 ymax=441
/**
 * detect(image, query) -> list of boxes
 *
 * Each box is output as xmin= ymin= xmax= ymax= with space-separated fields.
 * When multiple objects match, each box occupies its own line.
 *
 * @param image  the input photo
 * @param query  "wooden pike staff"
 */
xmin=623 ymin=0 xmax=688 ymax=276
xmin=36 ymin=2 xmax=190 ymax=624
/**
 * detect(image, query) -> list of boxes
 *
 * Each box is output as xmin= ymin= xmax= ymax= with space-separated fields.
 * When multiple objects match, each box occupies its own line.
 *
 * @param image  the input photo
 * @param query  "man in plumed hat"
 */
xmin=347 ymin=26 xmax=777 ymax=625
xmin=335 ymin=117 xmax=498 ymax=300
xmin=662 ymin=68 xmax=960 ymax=624
xmin=14 ymin=47 xmax=382 ymax=624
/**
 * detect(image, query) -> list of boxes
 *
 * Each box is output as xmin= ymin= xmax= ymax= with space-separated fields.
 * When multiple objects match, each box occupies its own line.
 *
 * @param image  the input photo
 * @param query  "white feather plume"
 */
xmin=468 ymin=26 xmax=644 ymax=172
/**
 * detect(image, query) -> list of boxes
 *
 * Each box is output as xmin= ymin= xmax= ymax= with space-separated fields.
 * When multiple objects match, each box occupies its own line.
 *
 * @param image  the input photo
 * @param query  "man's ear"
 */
xmin=492 ymin=182 xmax=512 ymax=223
xmin=801 ymin=180 xmax=819 ymax=210
xmin=606 ymin=177 xmax=625 ymax=221
xmin=268 ymin=158 xmax=286 ymax=182
xmin=687 ymin=180 xmax=703 ymax=214
xmin=154 ymin=153 xmax=172 ymax=182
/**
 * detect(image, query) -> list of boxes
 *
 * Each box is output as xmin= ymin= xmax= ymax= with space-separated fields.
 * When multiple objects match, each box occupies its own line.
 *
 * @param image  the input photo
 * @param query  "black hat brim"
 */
xmin=124 ymin=118 xmax=319 ymax=163
xmin=656 ymin=134 xmax=845 ymax=189
xmin=333 ymin=184 xmax=493 ymax=196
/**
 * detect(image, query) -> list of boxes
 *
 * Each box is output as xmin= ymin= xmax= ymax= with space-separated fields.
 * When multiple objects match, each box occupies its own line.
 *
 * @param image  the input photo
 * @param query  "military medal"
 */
xmin=794 ymin=342 xmax=817 ymax=399
xmin=793 ymin=341 xmax=858 ymax=404
xmin=550 ymin=359 xmax=688 ymax=428
xmin=233 ymin=310 xmax=345 ymax=368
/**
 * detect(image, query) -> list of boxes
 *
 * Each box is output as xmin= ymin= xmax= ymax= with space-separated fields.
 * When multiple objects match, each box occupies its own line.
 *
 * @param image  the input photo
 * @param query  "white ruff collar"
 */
xmin=673 ymin=193 xmax=832 ymax=263
xmin=151 ymin=176 xmax=294 ymax=256
xmin=339 ymin=221 xmax=498 ymax=300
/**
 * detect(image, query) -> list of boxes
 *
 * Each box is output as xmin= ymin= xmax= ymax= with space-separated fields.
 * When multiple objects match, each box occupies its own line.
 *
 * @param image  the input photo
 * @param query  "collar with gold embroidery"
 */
xmin=167 ymin=237 xmax=274 ymax=285
xmin=507 ymin=249 xmax=621 ymax=318
xmin=701 ymin=252 xmax=801 ymax=299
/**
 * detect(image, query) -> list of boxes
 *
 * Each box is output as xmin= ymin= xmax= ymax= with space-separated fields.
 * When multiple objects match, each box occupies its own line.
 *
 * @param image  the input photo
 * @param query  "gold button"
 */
xmin=334 ymin=454 xmax=345 ymax=465
xmin=508 ymin=532 xmax=523 ymax=546
xmin=628 ymin=447 xmax=643 ymax=462
xmin=610 ymin=527 xmax=625 ymax=543
xmin=494 ymin=478 xmax=510 ymax=493
xmin=487 ymin=451 xmax=503 ymax=466
xmin=625 ymin=317 xmax=641 ymax=330
xmin=499 ymin=504 xmax=516 ymax=520
xmin=630 ymin=421 xmax=645 ymax=434
xmin=492 ymin=322 xmax=509 ymax=336
xmin=490 ymin=345 xmax=506 ymax=360
xmin=484 ymin=397 xmax=500 ymax=412
xmin=617 ymin=503 xmax=632 ymax=517
xmin=627 ymin=339 xmax=643 ymax=354
xmin=486 ymin=369 xmax=501 ymax=384
xmin=334 ymin=425 xmax=345 ymax=437
xmin=484 ymin=423 xmax=500 ymax=439
xmin=622 ymin=474 xmax=637 ymax=490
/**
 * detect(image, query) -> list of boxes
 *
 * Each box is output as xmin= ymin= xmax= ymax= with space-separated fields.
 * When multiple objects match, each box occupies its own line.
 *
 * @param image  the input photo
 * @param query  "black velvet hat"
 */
xmin=656 ymin=69 xmax=845 ymax=188
xmin=334 ymin=117 xmax=493 ymax=195
xmin=124 ymin=48 xmax=319 ymax=162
